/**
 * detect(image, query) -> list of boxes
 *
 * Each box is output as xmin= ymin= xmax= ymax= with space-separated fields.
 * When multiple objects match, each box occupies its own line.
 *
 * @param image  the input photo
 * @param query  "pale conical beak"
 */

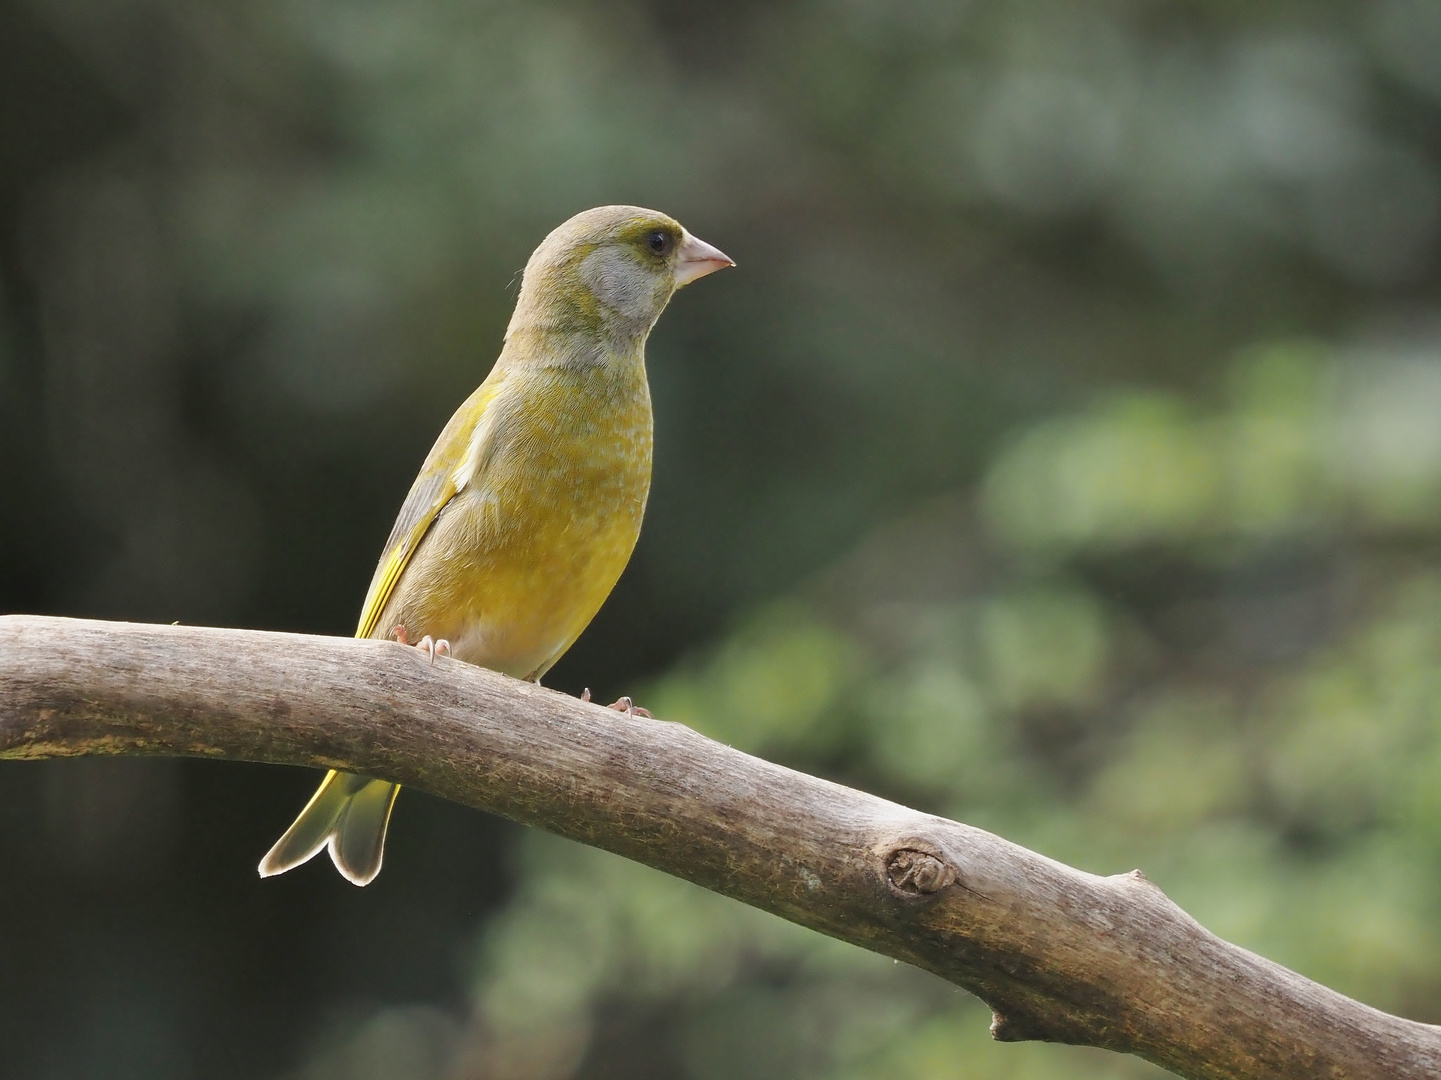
xmin=674 ymin=230 xmax=735 ymax=287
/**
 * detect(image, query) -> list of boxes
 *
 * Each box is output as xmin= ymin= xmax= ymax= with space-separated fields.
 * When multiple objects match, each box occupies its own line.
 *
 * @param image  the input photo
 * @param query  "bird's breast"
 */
xmin=401 ymin=362 xmax=653 ymax=678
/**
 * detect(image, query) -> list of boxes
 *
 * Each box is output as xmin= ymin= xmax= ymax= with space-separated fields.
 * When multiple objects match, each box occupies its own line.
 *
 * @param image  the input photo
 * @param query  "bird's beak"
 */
xmin=674 ymin=230 xmax=735 ymax=287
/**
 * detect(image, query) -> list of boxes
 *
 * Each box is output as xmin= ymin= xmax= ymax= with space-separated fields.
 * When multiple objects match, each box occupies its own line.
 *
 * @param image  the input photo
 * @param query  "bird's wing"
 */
xmin=354 ymin=371 xmax=507 ymax=640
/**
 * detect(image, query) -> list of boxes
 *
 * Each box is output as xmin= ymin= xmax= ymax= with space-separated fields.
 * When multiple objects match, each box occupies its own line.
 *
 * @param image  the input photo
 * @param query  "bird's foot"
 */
xmin=393 ymin=625 xmax=450 ymax=665
xmin=580 ymin=688 xmax=653 ymax=718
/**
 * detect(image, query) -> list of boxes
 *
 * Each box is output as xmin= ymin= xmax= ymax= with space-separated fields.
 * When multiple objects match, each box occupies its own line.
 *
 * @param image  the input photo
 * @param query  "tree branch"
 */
xmin=0 ymin=615 xmax=1434 ymax=1078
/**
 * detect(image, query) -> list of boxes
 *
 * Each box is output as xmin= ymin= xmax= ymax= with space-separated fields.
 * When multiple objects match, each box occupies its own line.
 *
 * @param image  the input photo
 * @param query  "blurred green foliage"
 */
xmin=2 ymin=0 xmax=1441 ymax=1076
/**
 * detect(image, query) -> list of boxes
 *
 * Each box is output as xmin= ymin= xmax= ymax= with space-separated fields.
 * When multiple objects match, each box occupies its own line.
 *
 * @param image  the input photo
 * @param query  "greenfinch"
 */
xmin=259 ymin=206 xmax=733 ymax=885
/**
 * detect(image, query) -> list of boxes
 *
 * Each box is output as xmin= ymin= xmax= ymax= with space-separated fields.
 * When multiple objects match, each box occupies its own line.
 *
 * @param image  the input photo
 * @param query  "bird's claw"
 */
xmin=580 ymin=689 xmax=652 ymax=718
xmin=392 ymin=625 xmax=449 ymax=665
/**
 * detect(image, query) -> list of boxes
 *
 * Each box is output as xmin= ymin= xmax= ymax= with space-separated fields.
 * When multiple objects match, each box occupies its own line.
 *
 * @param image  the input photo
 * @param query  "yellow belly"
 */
xmin=375 ymin=362 xmax=652 ymax=680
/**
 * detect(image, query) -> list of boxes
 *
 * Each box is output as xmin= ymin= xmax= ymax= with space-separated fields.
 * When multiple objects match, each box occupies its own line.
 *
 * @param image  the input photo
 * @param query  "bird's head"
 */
xmin=509 ymin=205 xmax=734 ymax=347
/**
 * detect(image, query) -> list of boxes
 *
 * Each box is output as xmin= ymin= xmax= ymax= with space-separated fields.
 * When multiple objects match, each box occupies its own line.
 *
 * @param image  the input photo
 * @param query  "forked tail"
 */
xmin=258 ymin=771 xmax=400 ymax=886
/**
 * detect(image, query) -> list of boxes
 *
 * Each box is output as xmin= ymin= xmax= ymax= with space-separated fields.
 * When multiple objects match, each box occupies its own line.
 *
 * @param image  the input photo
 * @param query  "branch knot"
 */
xmin=885 ymin=847 xmax=956 ymax=897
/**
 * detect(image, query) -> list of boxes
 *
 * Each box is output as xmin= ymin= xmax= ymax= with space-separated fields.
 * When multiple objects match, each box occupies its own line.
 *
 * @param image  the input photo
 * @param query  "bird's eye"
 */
xmin=645 ymin=230 xmax=673 ymax=256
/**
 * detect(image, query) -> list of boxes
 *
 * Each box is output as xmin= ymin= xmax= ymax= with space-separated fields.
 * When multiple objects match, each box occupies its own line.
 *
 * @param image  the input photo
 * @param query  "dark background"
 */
xmin=3 ymin=1 xmax=1441 ymax=1077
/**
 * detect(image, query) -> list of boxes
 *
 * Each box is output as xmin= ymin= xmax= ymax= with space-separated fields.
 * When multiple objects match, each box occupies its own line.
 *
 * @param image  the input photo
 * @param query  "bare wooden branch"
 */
xmin=0 ymin=614 xmax=1435 ymax=1078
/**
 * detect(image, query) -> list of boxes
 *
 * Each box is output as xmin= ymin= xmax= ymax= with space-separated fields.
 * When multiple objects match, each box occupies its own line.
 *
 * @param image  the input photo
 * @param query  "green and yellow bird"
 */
xmin=258 ymin=205 xmax=733 ymax=885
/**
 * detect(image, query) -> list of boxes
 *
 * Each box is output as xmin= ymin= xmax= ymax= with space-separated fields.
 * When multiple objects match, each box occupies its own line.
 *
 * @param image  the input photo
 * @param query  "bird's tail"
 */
xmin=258 ymin=771 xmax=399 ymax=886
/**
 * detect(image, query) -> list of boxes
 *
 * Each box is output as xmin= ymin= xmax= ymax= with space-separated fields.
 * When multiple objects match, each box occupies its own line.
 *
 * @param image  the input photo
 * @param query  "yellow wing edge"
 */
xmin=352 ymin=372 xmax=506 ymax=642
xmin=355 ymin=547 xmax=410 ymax=639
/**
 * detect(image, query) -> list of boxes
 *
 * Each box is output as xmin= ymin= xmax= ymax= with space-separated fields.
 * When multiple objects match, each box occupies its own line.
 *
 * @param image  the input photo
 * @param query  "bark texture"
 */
xmin=0 ymin=615 xmax=1436 ymax=1079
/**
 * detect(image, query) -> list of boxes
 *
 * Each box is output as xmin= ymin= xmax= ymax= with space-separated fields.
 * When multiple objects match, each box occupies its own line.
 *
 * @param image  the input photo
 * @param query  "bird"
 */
xmin=258 ymin=205 xmax=733 ymax=885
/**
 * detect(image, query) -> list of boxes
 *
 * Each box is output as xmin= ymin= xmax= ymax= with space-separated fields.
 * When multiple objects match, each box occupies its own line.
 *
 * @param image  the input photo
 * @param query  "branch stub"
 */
xmin=884 ymin=846 xmax=957 ymax=898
